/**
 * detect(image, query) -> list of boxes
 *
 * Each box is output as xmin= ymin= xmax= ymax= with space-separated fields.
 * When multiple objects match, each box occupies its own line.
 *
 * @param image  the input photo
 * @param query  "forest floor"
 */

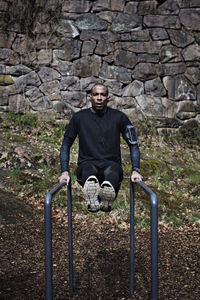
xmin=0 ymin=112 xmax=200 ymax=299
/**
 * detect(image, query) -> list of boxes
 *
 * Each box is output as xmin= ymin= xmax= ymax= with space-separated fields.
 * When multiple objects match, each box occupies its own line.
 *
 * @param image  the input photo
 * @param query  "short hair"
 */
xmin=90 ymin=83 xmax=108 ymax=95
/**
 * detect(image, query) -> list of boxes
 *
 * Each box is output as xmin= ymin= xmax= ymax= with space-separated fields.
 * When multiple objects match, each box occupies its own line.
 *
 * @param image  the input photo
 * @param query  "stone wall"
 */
xmin=0 ymin=0 xmax=200 ymax=130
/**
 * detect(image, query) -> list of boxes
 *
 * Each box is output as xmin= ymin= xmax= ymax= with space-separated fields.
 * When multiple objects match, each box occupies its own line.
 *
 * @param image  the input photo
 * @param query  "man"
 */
xmin=59 ymin=83 xmax=142 ymax=212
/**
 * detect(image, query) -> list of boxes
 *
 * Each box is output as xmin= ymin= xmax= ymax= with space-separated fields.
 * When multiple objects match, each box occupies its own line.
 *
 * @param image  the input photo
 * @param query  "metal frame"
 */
xmin=44 ymin=180 xmax=158 ymax=300
xmin=44 ymin=181 xmax=73 ymax=300
xmin=130 ymin=180 xmax=158 ymax=300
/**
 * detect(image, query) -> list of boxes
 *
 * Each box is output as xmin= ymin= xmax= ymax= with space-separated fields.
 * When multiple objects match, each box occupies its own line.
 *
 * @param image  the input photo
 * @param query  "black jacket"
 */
xmin=60 ymin=107 xmax=140 ymax=172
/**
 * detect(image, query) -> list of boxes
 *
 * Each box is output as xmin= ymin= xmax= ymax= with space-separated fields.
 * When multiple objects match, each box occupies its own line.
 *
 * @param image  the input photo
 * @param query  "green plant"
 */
xmin=2 ymin=111 xmax=38 ymax=128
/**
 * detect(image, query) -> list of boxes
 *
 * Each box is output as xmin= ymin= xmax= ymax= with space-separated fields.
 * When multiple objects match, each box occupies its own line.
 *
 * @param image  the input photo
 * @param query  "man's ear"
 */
xmin=107 ymin=95 xmax=113 ymax=102
xmin=87 ymin=94 xmax=92 ymax=101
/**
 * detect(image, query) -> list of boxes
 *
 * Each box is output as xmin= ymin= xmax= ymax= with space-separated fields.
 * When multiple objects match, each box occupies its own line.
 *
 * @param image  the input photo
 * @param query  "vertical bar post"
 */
xmin=150 ymin=194 xmax=158 ymax=300
xmin=130 ymin=181 xmax=135 ymax=295
xmin=44 ymin=182 xmax=66 ymax=300
xmin=130 ymin=181 xmax=158 ymax=299
xmin=67 ymin=181 xmax=74 ymax=293
xmin=45 ymin=193 xmax=53 ymax=300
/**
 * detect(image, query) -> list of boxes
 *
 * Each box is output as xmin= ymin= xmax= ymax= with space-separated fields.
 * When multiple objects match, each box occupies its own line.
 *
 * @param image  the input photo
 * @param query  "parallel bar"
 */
xmin=67 ymin=180 xmax=74 ymax=293
xmin=130 ymin=181 xmax=158 ymax=300
xmin=44 ymin=181 xmax=66 ymax=300
xmin=130 ymin=180 xmax=135 ymax=295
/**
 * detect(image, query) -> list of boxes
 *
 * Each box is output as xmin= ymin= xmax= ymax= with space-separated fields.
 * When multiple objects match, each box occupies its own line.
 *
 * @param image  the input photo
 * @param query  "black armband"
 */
xmin=126 ymin=125 xmax=138 ymax=145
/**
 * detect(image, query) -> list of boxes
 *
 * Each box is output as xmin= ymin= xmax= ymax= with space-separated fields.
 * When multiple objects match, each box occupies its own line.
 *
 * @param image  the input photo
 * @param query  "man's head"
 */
xmin=89 ymin=84 xmax=109 ymax=113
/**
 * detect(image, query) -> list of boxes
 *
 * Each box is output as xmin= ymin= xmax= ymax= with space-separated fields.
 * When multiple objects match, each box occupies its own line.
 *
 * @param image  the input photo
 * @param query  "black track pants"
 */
xmin=76 ymin=162 xmax=123 ymax=195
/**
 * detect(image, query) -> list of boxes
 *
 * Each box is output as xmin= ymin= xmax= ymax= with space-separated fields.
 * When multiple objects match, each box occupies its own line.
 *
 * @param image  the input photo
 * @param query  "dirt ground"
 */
xmin=0 ymin=192 xmax=200 ymax=300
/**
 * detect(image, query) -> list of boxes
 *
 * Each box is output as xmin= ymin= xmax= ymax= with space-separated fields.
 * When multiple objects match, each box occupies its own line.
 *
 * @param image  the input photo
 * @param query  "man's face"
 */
xmin=90 ymin=85 xmax=108 ymax=112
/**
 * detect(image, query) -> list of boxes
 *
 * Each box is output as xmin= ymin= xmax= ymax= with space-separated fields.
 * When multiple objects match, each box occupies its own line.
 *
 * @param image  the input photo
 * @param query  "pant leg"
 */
xmin=76 ymin=162 xmax=99 ymax=187
xmin=103 ymin=163 xmax=123 ymax=195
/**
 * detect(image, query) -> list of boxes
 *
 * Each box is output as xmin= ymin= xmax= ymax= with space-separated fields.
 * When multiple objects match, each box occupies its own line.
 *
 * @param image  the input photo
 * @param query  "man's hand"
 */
xmin=59 ymin=171 xmax=70 ymax=185
xmin=131 ymin=170 xmax=143 ymax=182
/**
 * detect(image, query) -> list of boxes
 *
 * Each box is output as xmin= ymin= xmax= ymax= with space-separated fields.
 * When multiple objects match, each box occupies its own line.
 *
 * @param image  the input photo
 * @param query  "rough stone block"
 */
xmin=156 ymin=0 xmax=180 ymax=15
xmin=183 ymin=43 xmax=200 ymax=61
xmin=52 ymin=60 xmax=73 ymax=76
xmin=111 ymin=13 xmax=142 ymax=33
xmin=92 ymin=0 xmax=110 ymax=12
xmin=39 ymin=80 xmax=60 ymax=96
xmin=110 ymin=0 xmax=124 ymax=12
xmin=185 ymin=67 xmax=200 ymax=85
xmin=37 ymin=49 xmax=52 ymax=65
xmin=56 ymin=20 xmax=80 ymax=38
xmin=132 ymin=62 xmax=157 ymax=81
xmin=61 ymin=91 xmax=86 ymax=108
xmin=60 ymin=76 xmax=80 ymax=91
xmin=104 ymin=80 xmax=123 ymax=96
xmin=31 ymin=96 xmax=52 ymax=111
xmin=131 ymin=29 xmax=150 ymax=41
xmin=177 ymin=111 xmax=196 ymax=120
xmin=163 ymin=75 xmax=196 ymax=100
xmin=25 ymin=87 xmax=44 ymax=102
xmin=14 ymin=71 xmax=41 ymax=91
xmin=177 ymin=0 xmax=200 ymax=8
xmin=12 ymin=34 xmax=33 ymax=55
xmin=113 ymin=50 xmax=138 ymax=68
xmin=72 ymin=55 xmax=101 ymax=78
xmin=5 ymin=65 xmax=32 ymax=76
xmin=97 ymin=11 xmax=117 ymax=23
xmin=122 ymin=80 xmax=144 ymax=97
xmin=150 ymin=28 xmax=169 ymax=41
xmin=137 ymin=54 xmax=159 ymax=63
xmin=95 ymin=41 xmax=114 ymax=56
xmin=135 ymin=94 xmax=165 ymax=117
xmin=145 ymin=77 xmax=166 ymax=97
xmin=62 ymin=0 xmax=92 ymax=13
xmin=168 ymin=29 xmax=194 ymax=48
xmin=124 ymin=2 xmax=138 ymax=15
xmin=75 ymin=13 xmax=108 ymax=30
xmin=122 ymin=41 xmax=162 ymax=54
xmin=9 ymin=94 xmax=30 ymax=113
xmin=79 ymin=77 xmax=103 ymax=92
xmin=100 ymin=62 xmax=132 ymax=83
xmin=0 ymin=86 xmax=8 ymax=105
xmin=0 ymin=48 xmax=20 ymax=65
xmin=144 ymin=15 xmax=181 ymax=29
xmin=0 ymin=32 xmax=16 ymax=48
xmin=0 ymin=75 xmax=14 ymax=85
xmin=138 ymin=0 xmax=157 ymax=15
xmin=34 ymin=33 xmax=62 ymax=50
xmin=180 ymin=8 xmax=200 ymax=30
xmin=82 ymin=40 xmax=96 ymax=56
xmin=38 ymin=67 xmax=61 ymax=83
xmin=157 ymin=62 xmax=186 ymax=77
xmin=159 ymin=45 xmax=182 ymax=63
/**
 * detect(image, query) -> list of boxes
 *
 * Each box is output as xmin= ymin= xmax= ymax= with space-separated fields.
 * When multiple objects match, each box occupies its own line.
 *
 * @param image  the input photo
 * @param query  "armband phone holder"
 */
xmin=126 ymin=125 xmax=138 ymax=145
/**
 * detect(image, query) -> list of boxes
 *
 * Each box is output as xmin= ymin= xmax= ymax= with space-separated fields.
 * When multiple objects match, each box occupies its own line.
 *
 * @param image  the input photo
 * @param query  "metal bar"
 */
xmin=130 ymin=180 xmax=135 ymax=295
xmin=44 ymin=181 xmax=66 ymax=300
xmin=67 ymin=180 xmax=74 ymax=293
xmin=130 ymin=181 xmax=158 ymax=300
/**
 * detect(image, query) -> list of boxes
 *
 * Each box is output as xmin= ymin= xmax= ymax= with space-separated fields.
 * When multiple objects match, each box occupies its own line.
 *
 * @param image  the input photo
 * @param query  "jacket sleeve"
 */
xmin=60 ymin=114 xmax=78 ymax=173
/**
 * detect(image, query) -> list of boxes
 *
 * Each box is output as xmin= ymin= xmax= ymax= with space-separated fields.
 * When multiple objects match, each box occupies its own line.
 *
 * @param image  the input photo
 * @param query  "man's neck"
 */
xmin=90 ymin=106 xmax=108 ymax=114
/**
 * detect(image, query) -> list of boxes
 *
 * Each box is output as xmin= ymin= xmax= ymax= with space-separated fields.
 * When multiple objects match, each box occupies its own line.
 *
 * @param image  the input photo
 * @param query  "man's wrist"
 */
xmin=132 ymin=167 xmax=140 ymax=173
xmin=61 ymin=171 xmax=69 ymax=175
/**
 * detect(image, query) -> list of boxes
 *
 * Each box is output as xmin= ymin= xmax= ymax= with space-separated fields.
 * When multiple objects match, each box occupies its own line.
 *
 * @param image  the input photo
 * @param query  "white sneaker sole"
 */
xmin=83 ymin=176 xmax=100 ymax=212
xmin=99 ymin=181 xmax=116 ymax=212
